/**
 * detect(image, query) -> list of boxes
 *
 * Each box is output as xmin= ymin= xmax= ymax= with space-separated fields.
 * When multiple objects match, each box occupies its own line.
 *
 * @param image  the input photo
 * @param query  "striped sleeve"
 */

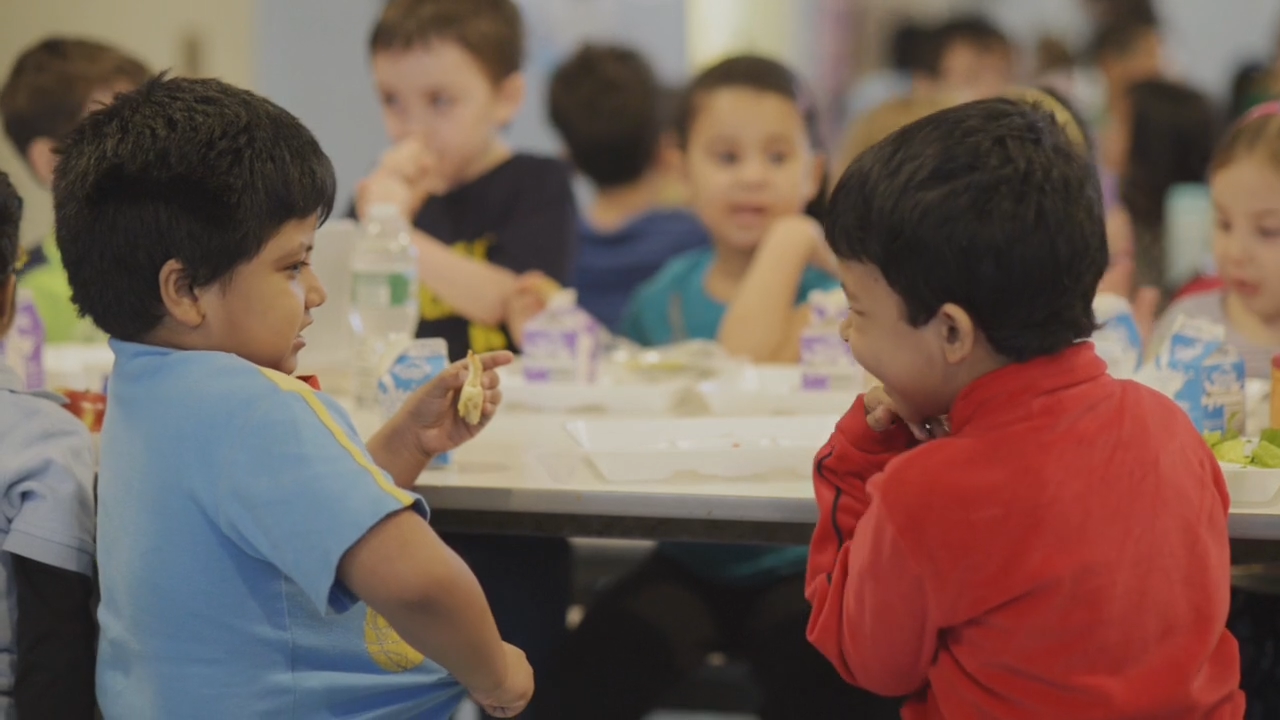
xmin=214 ymin=369 xmax=427 ymax=614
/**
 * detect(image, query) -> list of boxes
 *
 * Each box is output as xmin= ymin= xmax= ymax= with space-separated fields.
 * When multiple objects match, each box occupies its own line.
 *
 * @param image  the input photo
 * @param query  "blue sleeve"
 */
xmin=218 ymin=389 xmax=427 ymax=615
xmin=617 ymin=295 xmax=651 ymax=345
xmin=1 ymin=401 xmax=96 ymax=577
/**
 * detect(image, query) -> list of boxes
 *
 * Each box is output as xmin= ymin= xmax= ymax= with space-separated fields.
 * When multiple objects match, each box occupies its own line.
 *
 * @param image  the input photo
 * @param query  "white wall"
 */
xmin=256 ymin=0 xmax=688 ymax=211
xmin=0 ymin=0 xmax=256 ymax=246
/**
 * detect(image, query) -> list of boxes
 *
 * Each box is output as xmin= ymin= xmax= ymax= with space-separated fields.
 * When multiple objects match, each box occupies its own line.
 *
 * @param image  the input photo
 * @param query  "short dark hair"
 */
xmin=1 ymin=37 xmax=151 ymax=157
xmin=925 ymin=15 xmax=1010 ymax=76
xmin=827 ymin=99 xmax=1107 ymax=363
xmin=673 ymin=55 xmax=827 ymax=220
xmin=549 ymin=44 xmax=660 ymax=189
xmin=370 ymin=0 xmax=523 ymax=83
xmin=1123 ymin=80 xmax=1215 ymax=242
xmin=0 ymin=171 xmax=20 ymax=276
xmin=53 ymin=75 xmax=336 ymax=342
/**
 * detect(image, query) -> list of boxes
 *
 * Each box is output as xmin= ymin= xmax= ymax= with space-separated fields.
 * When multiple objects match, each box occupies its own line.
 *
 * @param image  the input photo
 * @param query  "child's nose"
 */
xmin=305 ymin=271 xmax=327 ymax=309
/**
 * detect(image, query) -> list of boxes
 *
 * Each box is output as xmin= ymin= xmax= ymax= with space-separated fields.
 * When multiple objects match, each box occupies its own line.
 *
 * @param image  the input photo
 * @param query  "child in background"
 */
xmin=1093 ymin=18 xmax=1165 ymax=168
xmin=356 ymin=0 xmax=577 ymax=362
xmin=0 ymin=37 xmax=150 ymax=342
xmin=549 ymin=44 xmax=708 ymax=331
xmin=57 ymin=76 xmax=531 ymax=719
xmin=1103 ymin=80 xmax=1216 ymax=296
xmin=0 ymin=170 xmax=97 ymax=719
xmin=549 ymin=56 xmax=900 ymax=720
xmin=620 ymin=56 xmax=838 ymax=363
xmin=356 ymin=4 xmax=574 ymax=711
xmin=810 ymin=98 xmax=1242 ymax=719
xmin=918 ymin=15 xmax=1014 ymax=103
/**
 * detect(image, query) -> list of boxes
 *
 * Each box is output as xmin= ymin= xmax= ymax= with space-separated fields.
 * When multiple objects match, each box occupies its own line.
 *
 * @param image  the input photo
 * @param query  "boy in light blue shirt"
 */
xmin=0 ymin=170 xmax=97 ymax=719
xmin=53 ymin=76 xmax=531 ymax=720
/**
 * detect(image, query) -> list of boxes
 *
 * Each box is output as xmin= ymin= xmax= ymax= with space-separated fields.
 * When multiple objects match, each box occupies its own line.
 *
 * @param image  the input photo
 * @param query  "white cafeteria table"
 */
xmin=345 ymin=406 xmax=1280 ymax=554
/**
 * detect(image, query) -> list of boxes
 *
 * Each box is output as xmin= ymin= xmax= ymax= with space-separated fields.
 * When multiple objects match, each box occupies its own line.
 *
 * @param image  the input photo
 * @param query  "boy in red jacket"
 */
xmin=808 ymin=98 xmax=1244 ymax=720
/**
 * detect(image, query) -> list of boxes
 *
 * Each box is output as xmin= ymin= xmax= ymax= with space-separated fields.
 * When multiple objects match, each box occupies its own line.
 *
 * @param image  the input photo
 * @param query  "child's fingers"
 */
xmin=481 ymin=369 xmax=500 ymax=391
xmin=866 ymin=404 xmax=898 ymax=431
xmin=482 ymin=389 xmax=503 ymax=417
xmin=476 ymin=350 xmax=516 ymax=371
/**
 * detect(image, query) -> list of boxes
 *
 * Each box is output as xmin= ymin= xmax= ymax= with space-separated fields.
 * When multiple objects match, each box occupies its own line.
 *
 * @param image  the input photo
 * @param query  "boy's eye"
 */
xmin=1260 ymin=227 xmax=1280 ymax=241
xmin=712 ymin=150 xmax=738 ymax=165
xmin=380 ymin=93 xmax=400 ymax=109
xmin=429 ymin=94 xmax=454 ymax=110
xmin=287 ymin=261 xmax=310 ymax=276
xmin=767 ymin=150 xmax=790 ymax=165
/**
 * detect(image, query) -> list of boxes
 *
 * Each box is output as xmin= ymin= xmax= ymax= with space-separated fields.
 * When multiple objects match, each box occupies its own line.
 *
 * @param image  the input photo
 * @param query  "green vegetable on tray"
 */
xmin=1205 ymin=427 xmax=1280 ymax=469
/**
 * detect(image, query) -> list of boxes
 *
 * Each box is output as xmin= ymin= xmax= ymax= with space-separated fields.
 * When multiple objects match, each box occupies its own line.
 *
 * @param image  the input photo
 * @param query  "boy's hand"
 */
xmin=399 ymin=351 xmax=515 ymax=458
xmin=765 ymin=215 xmax=838 ymax=276
xmin=470 ymin=643 xmax=535 ymax=718
xmin=864 ymin=386 xmax=949 ymax=441
xmin=356 ymin=137 xmax=441 ymax=220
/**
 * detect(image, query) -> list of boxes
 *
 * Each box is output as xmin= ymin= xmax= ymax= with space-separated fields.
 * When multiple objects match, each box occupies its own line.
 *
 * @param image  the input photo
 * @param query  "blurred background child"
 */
xmin=0 ymin=37 xmax=150 ymax=342
xmin=548 ymin=54 xmax=900 ymax=720
xmin=549 ymin=44 xmax=708 ymax=332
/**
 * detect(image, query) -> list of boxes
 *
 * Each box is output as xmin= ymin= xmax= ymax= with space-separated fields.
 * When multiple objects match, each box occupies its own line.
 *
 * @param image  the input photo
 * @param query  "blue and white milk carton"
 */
xmin=521 ymin=289 xmax=601 ymax=384
xmin=800 ymin=288 xmax=863 ymax=392
xmin=1091 ymin=293 xmax=1143 ymax=379
xmin=377 ymin=337 xmax=452 ymax=468
xmin=1145 ymin=316 xmax=1245 ymax=435
xmin=0 ymin=290 xmax=45 ymax=391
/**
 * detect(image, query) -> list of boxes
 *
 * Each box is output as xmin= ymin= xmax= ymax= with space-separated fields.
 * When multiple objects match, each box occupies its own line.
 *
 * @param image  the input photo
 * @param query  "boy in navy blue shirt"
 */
xmin=54 ymin=76 xmax=531 ymax=720
xmin=549 ymin=44 xmax=708 ymax=331
xmin=0 ymin=170 xmax=97 ymax=719
xmin=356 ymin=0 xmax=577 ymax=360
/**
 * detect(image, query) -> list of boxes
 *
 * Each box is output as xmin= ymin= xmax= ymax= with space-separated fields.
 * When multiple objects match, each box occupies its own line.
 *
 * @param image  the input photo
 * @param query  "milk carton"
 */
xmin=1091 ymin=293 xmax=1143 ymax=379
xmin=521 ymin=289 xmax=601 ymax=384
xmin=1141 ymin=316 xmax=1245 ymax=435
xmin=0 ymin=291 xmax=45 ymax=391
xmin=377 ymin=337 xmax=452 ymax=469
xmin=800 ymin=288 xmax=863 ymax=392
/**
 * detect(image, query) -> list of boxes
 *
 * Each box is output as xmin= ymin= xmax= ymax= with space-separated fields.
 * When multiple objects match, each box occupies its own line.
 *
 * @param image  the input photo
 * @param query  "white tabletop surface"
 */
xmin=346 ymin=404 xmax=1280 ymax=541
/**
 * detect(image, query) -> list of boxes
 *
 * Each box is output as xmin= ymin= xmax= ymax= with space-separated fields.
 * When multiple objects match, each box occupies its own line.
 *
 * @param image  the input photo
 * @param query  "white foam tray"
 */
xmin=564 ymin=415 xmax=838 ymax=482
xmin=697 ymin=365 xmax=858 ymax=416
xmin=1222 ymin=464 xmax=1280 ymax=508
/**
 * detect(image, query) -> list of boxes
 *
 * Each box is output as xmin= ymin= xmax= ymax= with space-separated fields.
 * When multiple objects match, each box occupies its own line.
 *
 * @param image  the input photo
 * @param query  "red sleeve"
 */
xmin=805 ymin=395 xmax=914 ymax=591
xmin=806 ymin=396 xmax=937 ymax=696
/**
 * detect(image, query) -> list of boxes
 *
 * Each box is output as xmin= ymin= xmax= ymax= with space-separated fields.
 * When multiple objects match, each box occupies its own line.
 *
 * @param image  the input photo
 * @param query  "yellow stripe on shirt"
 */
xmin=257 ymin=368 xmax=416 ymax=507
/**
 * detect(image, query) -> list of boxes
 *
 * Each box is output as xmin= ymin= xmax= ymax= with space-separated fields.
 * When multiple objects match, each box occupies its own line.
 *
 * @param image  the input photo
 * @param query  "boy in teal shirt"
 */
xmin=54 ymin=76 xmax=532 ymax=719
xmin=1 ymin=37 xmax=151 ymax=342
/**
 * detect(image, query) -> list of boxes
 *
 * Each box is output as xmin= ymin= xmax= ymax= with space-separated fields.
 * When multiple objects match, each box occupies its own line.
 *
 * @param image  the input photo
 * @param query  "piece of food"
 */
xmin=457 ymin=351 xmax=485 ymax=425
xmin=1211 ymin=437 xmax=1252 ymax=465
xmin=1252 ymin=440 xmax=1280 ymax=469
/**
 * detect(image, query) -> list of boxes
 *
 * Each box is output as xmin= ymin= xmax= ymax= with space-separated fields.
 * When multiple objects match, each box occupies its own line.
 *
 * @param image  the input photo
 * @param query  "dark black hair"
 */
xmin=1122 ymin=80 xmax=1215 ymax=248
xmin=890 ymin=23 xmax=934 ymax=74
xmin=53 ymin=75 xmax=336 ymax=341
xmin=673 ymin=55 xmax=827 ymax=220
xmin=923 ymin=15 xmax=1010 ymax=77
xmin=549 ymin=44 xmax=660 ymax=189
xmin=827 ymin=98 xmax=1107 ymax=363
xmin=0 ymin=171 xmax=19 ymax=276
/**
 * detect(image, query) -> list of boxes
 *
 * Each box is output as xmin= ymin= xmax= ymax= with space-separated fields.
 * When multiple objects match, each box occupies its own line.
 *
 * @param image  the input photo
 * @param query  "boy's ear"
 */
xmin=936 ymin=302 xmax=977 ymax=365
xmin=494 ymin=71 xmax=526 ymax=127
xmin=25 ymin=138 xmax=59 ymax=189
xmin=157 ymin=259 xmax=205 ymax=329
xmin=0 ymin=275 xmax=15 ymax=338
